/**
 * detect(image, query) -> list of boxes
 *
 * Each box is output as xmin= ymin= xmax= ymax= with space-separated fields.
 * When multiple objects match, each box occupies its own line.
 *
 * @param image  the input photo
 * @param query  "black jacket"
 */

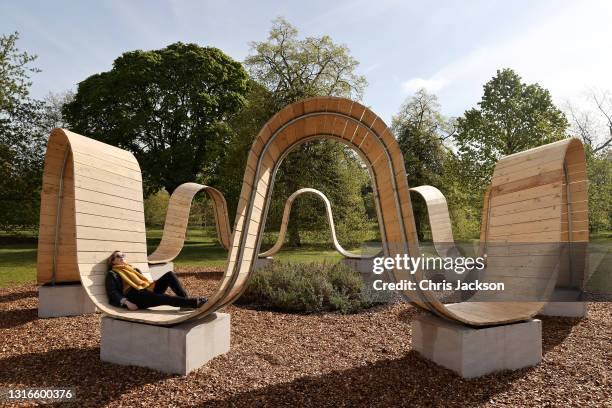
xmin=105 ymin=269 xmax=136 ymax=308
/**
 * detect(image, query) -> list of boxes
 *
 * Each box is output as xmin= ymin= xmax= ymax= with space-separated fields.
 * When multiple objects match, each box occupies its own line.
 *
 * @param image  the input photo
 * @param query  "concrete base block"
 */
xmin=149 ymin=262 xmax=174 ymax=280
xmin=540 ymin=302 xmax=586 ymax=317
xmin=412 ymin=313 xmax=542 ymax=378
xmin=38 ymin=284 xmax=97 ymax=318
xmin=254 ymin=257 xmax=272 ymax=271
xmin=540 ymin=289 xmax=587 ymax=317
xmin=342 ymin=257 xmax=374 ymax=274
xmin=100 ymin=313 xmax=230 ymax=375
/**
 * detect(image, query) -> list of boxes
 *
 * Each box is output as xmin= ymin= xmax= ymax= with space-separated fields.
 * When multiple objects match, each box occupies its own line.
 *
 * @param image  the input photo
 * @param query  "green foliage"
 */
xmin=233 ymin=18 xmax=373 ymax=246
xmin=565 ymin=90 xmax=612 ymax=232
xmin=144 ymin=189 xmax=169 ymax=227
xmin=0 ymin=32 xmax=46 ymax=231
xmin=63 ymin=42 xmax=250 ymax=195
xmin=455 ymin=68 xmax=569 ymax=186
xmin=237 ymin=261 xmax=391 ymax=313
xmin=267 ymin=141 xmax=375 ymax=247
xmin=445 ymin=69 xmax=570 ymax=239
xmin=439 ymin=154 xmax=483 ymax=240
xmin=586 ymin=150 xmax=612 ymax=232
xmin=392 ymin=89 xmax=454 ymax=239
xmin=245 ymin=17 xmax=367 ymax=106
xmin=216 ymin=81 xmax=277 ymax=221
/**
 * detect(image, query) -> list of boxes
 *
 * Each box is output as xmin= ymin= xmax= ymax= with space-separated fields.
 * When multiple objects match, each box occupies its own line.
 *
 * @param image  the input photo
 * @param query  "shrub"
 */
xmin=237 ymin=261 xmax=392 ymax=313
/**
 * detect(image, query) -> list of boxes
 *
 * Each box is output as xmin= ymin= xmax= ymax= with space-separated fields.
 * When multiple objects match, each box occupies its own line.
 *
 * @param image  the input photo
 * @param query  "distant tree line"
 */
xmin=0 ymin=19 xmax=610 ymax=243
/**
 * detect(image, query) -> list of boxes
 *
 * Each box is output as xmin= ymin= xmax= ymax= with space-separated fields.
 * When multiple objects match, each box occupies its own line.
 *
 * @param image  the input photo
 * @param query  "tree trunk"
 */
xmin=288 ymin=222 xmax=301 ymax=247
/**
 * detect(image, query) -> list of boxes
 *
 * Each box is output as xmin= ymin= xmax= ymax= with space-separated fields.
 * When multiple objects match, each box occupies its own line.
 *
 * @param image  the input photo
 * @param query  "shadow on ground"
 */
xmin=538 ymin=314 xmax=583 ymax=354
xmin=0 ymin=307 xmax=38 ymax=329
xmin=0 ymin=347 xmax=173 ymax=408
xmin=204 ymin=313 xmax=580 ymax=407
xmin=0 ymin=289 xmax=37 ymax=304
xmin=203 ymin=350 xmax=530 ymax=407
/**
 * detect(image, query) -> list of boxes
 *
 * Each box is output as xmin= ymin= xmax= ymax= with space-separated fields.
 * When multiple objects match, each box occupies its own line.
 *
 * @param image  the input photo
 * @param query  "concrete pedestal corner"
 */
xmin=540 ymin=289 xmax=587 ymax=318
xmin=412 ymin=313 xmax=542 ymax=379
xmin=540 ymin=302 xmax=587 ymax=318
xmin=38 ymin=284 xmax=97 ymax=318
xmin=342 ymin=257 xmax=374 ymax=274
xmin=254 ymin=257 xmax=272 ymax=271
xmin=100 ymin=313 xmax=230 ymax=375
xmin=149 ymin=262 xmax=175 ymax=280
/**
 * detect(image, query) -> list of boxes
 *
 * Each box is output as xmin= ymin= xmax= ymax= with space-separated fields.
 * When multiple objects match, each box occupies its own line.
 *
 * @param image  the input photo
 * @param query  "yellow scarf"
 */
xmin=112 ymin=263 xmax=156 ymax=295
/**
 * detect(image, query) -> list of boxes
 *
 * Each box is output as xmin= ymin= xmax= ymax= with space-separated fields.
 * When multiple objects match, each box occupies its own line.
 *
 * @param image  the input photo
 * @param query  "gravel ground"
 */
xmin=0 ymin=268 xmax=610 ymax=407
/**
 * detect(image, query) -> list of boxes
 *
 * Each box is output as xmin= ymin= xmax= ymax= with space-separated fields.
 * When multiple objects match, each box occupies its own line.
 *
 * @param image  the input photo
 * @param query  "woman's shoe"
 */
xmin=179 ymin=296 xmax=208 ymax=310
xmin=196 ymin=296 xmax=208 ymax=308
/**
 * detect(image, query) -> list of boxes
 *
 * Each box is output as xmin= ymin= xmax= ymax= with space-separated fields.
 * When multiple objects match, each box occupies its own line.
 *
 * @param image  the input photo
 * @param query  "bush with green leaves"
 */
xmin=237 ymin=261 xmax=392 ymax=313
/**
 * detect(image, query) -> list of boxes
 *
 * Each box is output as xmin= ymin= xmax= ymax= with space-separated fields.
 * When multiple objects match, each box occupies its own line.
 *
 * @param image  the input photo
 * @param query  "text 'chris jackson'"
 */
xmin=370 ymin=254 xmax=505 ymax=292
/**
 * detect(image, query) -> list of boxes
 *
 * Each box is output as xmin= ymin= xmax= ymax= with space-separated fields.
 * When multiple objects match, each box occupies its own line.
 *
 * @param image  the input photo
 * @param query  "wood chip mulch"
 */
xmin=0 ymin=268 xmax=610 ymax=407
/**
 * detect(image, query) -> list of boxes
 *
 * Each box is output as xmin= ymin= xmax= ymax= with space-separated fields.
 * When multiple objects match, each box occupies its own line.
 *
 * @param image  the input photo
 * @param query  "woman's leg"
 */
xmin=153 ymin=271 xmax=188 ymax=297
xmin=127 ymin=289 xmax=197 ymax=309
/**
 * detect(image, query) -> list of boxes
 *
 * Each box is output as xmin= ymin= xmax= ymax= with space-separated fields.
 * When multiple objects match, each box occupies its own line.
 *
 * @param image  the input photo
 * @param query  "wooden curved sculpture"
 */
xmin=147 ymin=183 xmax=232 ymax=264
xmin=259 ymin=188 xmax=377 ymax=258
xmin=409 ymin=186 xmax=459 ymax=258
xmin=146 ymin=185 xmax=374 ymax=263
xmin=37 ymin=97 xmax=587 ymax=326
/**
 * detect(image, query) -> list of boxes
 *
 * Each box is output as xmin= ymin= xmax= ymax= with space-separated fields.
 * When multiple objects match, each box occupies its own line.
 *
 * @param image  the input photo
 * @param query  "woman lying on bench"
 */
xmin=105 ymin=250 xmax=207 ymax=311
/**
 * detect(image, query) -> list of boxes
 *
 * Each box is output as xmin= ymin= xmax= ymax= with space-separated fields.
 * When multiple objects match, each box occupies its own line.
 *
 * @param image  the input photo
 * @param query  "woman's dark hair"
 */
xmin=107 ymin=250 xmax=121 ymax=268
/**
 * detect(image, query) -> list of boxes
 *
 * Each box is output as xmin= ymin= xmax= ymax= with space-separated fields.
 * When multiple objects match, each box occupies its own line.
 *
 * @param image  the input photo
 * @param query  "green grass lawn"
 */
xmin=1 ymin=228 xmax=610 ymax=290
xmin=0 ymin=242 xmax=38 ymax=287
xmin=0 ymin=228 xmax=377 ymax=287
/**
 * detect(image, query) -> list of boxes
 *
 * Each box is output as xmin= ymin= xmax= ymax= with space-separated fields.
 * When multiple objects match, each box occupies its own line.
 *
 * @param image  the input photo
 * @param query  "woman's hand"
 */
xmin=125 ymin=300 xmax=139 ymax=311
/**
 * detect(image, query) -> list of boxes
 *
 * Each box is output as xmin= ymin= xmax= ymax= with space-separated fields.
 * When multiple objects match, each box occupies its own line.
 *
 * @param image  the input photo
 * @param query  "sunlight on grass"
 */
xmin=1 ymin=228 xmax=610 ymax=289
xmin=0 ymin=244 xmax=38 ymax=286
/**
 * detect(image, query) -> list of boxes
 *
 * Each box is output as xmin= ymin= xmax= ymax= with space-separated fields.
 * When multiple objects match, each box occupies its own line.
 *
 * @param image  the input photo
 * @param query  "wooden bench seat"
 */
xmin=37 ymin=96 xmax=588 ymax=327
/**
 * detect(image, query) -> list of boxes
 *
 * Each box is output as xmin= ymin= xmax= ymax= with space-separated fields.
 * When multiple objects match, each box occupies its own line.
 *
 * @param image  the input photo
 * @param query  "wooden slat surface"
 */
xmin=36 ymin=109 xmax=589 ymax=327
xmin=147 ymin=183 xmax=232 ymax=264
xmin=259 ymin=188 xmax=381 ymax=258
xmin=409 ymin=186 xmax=456 ymax=256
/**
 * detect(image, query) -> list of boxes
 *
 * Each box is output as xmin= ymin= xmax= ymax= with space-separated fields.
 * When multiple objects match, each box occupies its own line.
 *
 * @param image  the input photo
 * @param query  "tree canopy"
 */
xmin=233 ymin=18 xmax=373 ymax=246
xmin=0 ymin=32 xmax=46 ymax=230
xmin=63 ymin=42 xmax=250 ymax=195
xmin=245 ymin=17 xmax=367 ymax=108
xmin=455 ymin=68 xmax=569 ymax=184
xmin=392 ymin=89 xmax=453 ymax=239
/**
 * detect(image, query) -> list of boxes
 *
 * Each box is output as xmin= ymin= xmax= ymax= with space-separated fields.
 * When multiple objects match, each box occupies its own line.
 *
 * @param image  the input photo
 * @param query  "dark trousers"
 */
xmin=126 ymin=271 xmax=197 ymax=309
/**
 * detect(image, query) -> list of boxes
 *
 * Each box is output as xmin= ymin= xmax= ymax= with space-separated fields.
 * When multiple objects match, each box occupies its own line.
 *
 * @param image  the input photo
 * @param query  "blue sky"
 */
xmin=2 ymin=0 xmax=611 ymax=124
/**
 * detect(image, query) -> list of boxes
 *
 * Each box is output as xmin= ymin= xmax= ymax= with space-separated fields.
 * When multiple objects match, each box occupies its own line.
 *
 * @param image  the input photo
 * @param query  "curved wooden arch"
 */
xmin=37 ymin=99 xmax=588 ymax=326
xmin=147 ymin=183 xmax=232 ymax=264
xmin=479 ymin=137 xmax=589 ymax=295
xmin=409 ymin=185 xmax=459 ymax=259
xmin=259 ymin=188 xmax=379 ymax=259
xmin=147 ymin=184 xmax=376 ymax=264
xmin=216 ymin=102 xmax=588 ymax=324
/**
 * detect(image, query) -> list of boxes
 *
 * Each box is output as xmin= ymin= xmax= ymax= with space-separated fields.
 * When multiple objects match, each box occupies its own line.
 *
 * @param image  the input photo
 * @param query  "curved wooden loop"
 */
xmin=409 ymin=185 xmax=460 ymax=259
xmin=259 ymin=188 xmax=379 ymax=259
xmin=148 ymin=184 xmax=376 ymax=264
xmin=147 ymin=183 xmax=232 ymax=264
xmin=37 ymin=98 xmax=588 ymax=327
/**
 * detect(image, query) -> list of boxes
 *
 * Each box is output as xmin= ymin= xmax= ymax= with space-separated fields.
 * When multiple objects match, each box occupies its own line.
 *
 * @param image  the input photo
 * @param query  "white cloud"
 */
xmin=401 ymin=77 xmax=448 ymax=93
xmin=410 ymin=1 xmax=612 ymax=115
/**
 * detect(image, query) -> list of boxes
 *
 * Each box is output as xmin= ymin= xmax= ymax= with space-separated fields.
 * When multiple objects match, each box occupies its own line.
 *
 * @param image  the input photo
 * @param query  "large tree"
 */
xmin=245 ymin=17 xmax=367 ymax=109
xmin=455 ymin=68 xmax=568 ymax=185
xmin=0 ymin=32 xmax=46 ymax=230
xmin=40 ymin=90 xmax=73 ymax=131
xmin=238 ymin=18 xmax=372 ymax=246
xmin=216 ymin=81 xmax=277 ymax=221
xmin=392 ymin=88 xmax=454 ymax=187
xmin=565 ymin=89 xmax=612 ymax=231
xmin=392 ymin=88 xmax=454 ymax=239
xmin=63 ymin=42 xmax=250 ymax=195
